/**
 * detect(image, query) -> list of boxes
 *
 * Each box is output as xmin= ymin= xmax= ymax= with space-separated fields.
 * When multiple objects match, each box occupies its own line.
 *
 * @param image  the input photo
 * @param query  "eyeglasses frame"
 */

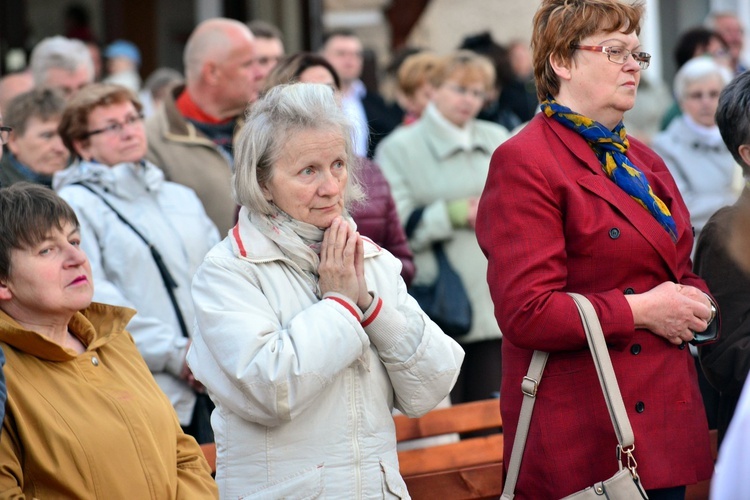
xmin=573 ymin=45 xmax=651 ymax=70
xmin=84 ymin=113 xmax=144 ymax=139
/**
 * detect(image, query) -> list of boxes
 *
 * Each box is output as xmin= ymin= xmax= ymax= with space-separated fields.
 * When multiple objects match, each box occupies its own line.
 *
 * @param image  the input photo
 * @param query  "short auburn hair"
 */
xmin=532 ymin=0 xmax=644 ymax=101
xmin=58 ymin=83 xmax=142 ymax=156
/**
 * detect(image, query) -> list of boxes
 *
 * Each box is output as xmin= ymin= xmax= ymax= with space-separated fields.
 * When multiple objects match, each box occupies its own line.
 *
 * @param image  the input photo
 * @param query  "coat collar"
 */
xmin=420 ymin=103 xmax=496 ymax=160
xmin=0 ymin=303 xmax=136 ymax=361
xmin=541 ymin=114 xmax=683 ymax=276
xmin=53 ymin=159 xmax=164 ymax=201
xmin=158 ymin=85 xmax=219 ymax=147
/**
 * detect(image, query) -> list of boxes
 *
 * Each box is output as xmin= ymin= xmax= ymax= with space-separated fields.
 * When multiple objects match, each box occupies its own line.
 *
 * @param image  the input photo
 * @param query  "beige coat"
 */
xmin=376 ymin=104 xmax=510 ymax=343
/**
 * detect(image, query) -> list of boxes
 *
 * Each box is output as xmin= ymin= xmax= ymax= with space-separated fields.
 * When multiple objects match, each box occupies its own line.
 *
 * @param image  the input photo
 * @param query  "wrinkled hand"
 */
xmin=319 ymin=217 xmax=371 ymax=309
xmin=467 ymin=197 xmax=480 ymax=229
xmin=625 ymin=281 xmax=712 ymax=345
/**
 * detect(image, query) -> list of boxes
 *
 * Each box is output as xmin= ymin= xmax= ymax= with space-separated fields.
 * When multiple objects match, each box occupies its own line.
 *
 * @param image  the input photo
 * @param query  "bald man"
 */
xmin=146 ymin=18 xmax=262 ymax=234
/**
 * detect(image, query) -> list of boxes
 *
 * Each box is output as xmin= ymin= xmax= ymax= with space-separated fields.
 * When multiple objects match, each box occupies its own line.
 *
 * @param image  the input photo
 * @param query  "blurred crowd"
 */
xmin=2 ymin=1 xmax=750 ymax=498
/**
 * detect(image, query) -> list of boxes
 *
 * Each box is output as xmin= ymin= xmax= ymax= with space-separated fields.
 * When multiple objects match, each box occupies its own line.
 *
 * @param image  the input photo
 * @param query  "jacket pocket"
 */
xmin=380 ymin=459 xmax=410 ymax=499
xmin=239 ymin=464 xmax=324 ymax=499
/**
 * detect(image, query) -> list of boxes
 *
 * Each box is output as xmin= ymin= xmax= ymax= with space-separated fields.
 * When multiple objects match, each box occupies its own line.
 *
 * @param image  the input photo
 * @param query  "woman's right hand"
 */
xmin=624 ymin=281 xmax=713 ymax=345
xmin=319 ymin=217 xmax=360 ymax=303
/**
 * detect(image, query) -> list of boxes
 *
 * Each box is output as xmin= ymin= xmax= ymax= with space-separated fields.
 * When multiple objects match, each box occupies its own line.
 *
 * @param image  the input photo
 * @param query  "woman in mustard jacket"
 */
xmin=0 ymin=183 xmax=217 ymax=499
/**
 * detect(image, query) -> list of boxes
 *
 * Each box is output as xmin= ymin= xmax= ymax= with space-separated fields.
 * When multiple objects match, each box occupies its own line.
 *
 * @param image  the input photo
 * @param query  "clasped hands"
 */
xmin=318 ymin=217 xmax=373 ymax=312
xmin=626 ymin=281 xmax=714 ymax=345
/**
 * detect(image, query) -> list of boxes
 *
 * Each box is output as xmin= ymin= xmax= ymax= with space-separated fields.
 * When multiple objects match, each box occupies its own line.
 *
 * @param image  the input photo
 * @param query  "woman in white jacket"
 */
xmin=187 ymin=83 xmax=464 ymax=499
xmin=53 ymin=83 xmax=220 ymax=443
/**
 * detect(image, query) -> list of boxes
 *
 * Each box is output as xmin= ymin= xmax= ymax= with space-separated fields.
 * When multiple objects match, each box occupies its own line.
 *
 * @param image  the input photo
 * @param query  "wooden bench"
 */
xmin=198 ymin=402 xmax=716 ymax=500
xmin=394 ymin=398 xmax=504 ymax=500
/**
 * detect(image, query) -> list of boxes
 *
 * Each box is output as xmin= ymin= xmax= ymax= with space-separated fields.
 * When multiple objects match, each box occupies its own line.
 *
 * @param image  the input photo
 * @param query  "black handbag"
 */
xmin=404 ymin=207 xmax=472 ymax=338
xmin=409 ymin=242 xmax=472 ymax=338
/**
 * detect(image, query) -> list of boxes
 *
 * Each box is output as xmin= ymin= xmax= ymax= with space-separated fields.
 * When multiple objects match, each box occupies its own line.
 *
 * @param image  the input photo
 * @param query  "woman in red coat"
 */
xmin=476 ymin=1 xmax=716 ymax=499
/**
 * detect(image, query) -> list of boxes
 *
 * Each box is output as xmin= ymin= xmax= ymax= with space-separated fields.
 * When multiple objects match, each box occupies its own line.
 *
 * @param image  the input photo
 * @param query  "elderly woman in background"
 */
xmin=263 ymin=52 xmax=416 ymax=286
xmin=476 ymin=1 xmax=716 ymax=498
xmin=53 ymin=83 xmax=220 ymax=443
xmin=187 ymin=83 xmax=463 ymax=498
xmin=0 ymin=183 xmax=217 ymax=498
xmin=0 ymin=88 xmax=69 ymax=188
xmin=651 ymin=56 xmax=737 ymax=248
xmin=376 ymin=50 xmax=509 ymax=405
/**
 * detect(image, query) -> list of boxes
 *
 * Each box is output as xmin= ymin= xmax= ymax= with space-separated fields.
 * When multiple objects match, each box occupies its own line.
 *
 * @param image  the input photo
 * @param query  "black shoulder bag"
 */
xmin=405 ymin=207 xmax=472 ymax=338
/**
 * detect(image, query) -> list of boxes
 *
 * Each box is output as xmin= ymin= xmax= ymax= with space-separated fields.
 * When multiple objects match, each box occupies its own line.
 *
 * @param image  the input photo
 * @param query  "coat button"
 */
xmin=679 ymin=342 xmax=687 ymax=350
xmin=635 ymin=401 xmax=645 ymax=413
xmin=630 ymin=344 xmax=641 ymax=355
xmin=91 ymin=356 xmax=99 ymax=366
xmin=624 ymin=288 xmax=635 ymax=295
xmin=609 ymin=228 xmax=621 ymax=239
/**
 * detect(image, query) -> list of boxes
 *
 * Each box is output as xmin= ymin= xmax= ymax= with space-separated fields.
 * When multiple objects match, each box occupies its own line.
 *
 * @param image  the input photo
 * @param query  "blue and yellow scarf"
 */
xmin=541 ymin=97 xmax=677 ymax=241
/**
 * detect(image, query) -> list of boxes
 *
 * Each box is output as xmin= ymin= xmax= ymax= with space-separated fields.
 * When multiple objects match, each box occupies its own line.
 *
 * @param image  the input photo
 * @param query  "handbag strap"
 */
xmin=72 ymin=182 xmax=190 ymax=338
xmin=501 ymin=293 xmax=638 ymax=500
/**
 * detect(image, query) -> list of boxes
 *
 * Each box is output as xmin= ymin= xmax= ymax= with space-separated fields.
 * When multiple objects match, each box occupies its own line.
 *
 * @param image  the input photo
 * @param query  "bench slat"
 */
xmin=398 ymin=433 xmax=503 ymax=476
xmin=394 ymin=398 xmax=502 ymax=441
xmin=403 ymin=462 xmax=504 ymax=500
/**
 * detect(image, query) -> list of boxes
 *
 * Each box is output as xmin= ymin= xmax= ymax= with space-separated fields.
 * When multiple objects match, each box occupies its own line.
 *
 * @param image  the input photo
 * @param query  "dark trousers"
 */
xmin=645 ymin=486 xmax=685 ymax=500
xmin=450 ymin=338 xmax=502 ymax=404
xmin=181 ymin=393 xmax=215 ymax=444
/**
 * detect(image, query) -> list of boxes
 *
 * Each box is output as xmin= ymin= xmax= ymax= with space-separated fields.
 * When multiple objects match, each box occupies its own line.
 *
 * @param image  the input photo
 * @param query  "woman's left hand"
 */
xmin=353 ymin=233 xmax=373 ymax=310
xmin=319 ymin=217 xmax=372 ymax=310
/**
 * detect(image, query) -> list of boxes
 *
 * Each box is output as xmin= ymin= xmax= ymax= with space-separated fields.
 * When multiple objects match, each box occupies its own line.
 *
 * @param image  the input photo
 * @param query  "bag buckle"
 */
xmin=522 ymin=376 xmax=539 ymax=397
xmin=617 ymin=444 xmax=639 ymax=480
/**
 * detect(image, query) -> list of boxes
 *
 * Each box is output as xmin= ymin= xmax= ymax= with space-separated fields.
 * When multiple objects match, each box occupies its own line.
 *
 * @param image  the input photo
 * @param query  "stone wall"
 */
xmin=408 ymin=0 xmax=540 ymax=53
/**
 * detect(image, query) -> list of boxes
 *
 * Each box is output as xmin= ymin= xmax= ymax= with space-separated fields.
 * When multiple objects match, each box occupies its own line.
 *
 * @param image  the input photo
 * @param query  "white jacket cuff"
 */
xmin=361 ymin=292 xmax=407 ymax=351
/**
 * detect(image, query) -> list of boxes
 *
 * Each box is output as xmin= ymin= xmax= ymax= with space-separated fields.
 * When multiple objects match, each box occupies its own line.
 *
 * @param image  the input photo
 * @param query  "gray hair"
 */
xmin=717 ymin=71 xmax=750 ymax=175
xmin=674 ymin=56 xmax=732 ymax=101
xmin=29 ymin=36 xmax=94 ymax=86
xmin=233 ymin=82 xmax=364 ymax=215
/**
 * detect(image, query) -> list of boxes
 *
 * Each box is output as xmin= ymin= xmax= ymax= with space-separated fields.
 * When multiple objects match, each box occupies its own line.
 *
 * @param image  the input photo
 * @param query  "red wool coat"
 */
xmin=476 ymin=113 xmax=714 ymax=499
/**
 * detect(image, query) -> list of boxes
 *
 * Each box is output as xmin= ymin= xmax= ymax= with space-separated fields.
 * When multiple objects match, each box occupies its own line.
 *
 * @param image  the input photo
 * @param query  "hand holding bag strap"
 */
xmin=501 ymin=293 xmax=639 ymax=500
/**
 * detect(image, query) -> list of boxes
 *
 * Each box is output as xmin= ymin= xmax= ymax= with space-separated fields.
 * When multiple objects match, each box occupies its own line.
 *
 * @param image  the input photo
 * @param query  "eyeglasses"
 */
xmin=0 ymin=126 xmax=12 ymax=145
xmin=84 ymin=114 xmax=143 ymax=138
xmin=573 ymin=45 xmax=651 ymax=70
xmin=685 ymin=90 xmax=721 ymax=101
xmin=444 ymin=83 xmax=487 ymax=101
